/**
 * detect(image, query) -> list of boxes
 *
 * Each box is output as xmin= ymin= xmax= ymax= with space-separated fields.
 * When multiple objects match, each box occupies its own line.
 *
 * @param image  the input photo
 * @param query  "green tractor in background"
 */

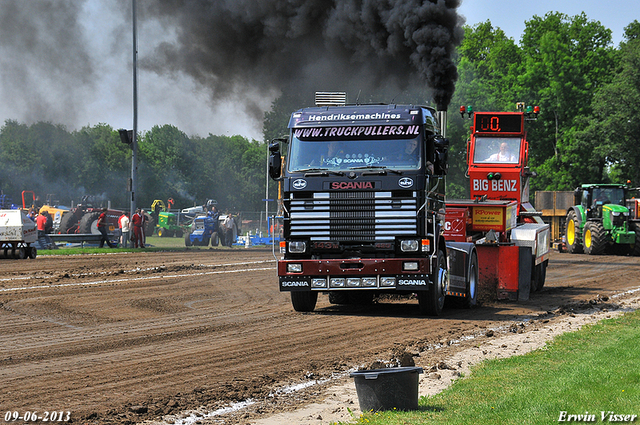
xmin=565 ymin=184 xmax=640 ymax=255
xmin=150 ymin=199 xmax=185 ymax=238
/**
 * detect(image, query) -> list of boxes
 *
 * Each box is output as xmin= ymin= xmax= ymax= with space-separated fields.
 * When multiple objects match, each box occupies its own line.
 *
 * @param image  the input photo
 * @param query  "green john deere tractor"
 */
xmin=150 ymin=199 xmax=185 ymax=238
xmin=565 ymin=184 xmax=639 ymax=255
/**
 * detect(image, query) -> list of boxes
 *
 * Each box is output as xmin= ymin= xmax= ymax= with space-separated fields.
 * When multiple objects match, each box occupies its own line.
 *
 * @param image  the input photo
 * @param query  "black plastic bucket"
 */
xmin=350 ymin=366 xmax=423 ymax=412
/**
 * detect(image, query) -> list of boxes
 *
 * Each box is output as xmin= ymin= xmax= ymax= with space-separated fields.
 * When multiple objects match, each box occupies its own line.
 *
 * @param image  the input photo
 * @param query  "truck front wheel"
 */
xmin=291 ymin=291 xmax=318 ymax=312
xmin=419 ymin=249 xmax=447 ymax=316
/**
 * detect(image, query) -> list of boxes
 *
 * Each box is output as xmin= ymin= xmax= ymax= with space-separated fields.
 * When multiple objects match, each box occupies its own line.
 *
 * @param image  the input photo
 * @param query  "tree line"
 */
xmin=1 ymin=12 xmax=639 ymax=211
xmin=0 ymin=121 xmax=267 ymax=212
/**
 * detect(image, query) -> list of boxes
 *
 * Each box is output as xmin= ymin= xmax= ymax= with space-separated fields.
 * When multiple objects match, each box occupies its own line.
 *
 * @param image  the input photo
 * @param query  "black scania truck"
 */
xmin=268 ymin=93 xmax=477 ymax=315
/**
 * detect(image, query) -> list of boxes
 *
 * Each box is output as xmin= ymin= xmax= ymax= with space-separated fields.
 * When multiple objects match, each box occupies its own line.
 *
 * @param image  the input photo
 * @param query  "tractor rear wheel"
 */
xmin=184 ymin=233 xmax=192 ymax=247
xmin=583 ymin=221 xmax=606 ymax=255
xmin=565 ymin=210 xmax=583 ymax=254
xmin=58 ymin=212 xmax=80 ymax=234
xmin=78 ymin=212 xmax=101 ymax=234
xmin=631 ymin=223 xmax=640 ymax=257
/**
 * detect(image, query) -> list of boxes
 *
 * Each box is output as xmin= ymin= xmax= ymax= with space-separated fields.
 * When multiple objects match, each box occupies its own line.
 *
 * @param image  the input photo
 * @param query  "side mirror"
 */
xmin=268 ymin=142 xmax=282 ymax=180
xmin=433 ymin=136 xmax=449 ymax=175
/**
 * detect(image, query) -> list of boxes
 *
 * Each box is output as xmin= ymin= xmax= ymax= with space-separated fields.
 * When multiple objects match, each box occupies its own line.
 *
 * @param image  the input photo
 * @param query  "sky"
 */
xmin=458 ymin=0 xmax=639 ymax=46
xmin=0 ymin=1 xmax=638 ymax=143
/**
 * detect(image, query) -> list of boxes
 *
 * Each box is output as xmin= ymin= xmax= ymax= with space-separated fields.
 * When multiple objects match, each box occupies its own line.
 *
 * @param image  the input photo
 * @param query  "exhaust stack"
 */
xmin=438 ymin=110 xmax=447 ymax=138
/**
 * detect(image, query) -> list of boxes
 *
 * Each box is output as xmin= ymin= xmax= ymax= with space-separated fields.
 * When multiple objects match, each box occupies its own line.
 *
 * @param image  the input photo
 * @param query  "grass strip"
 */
xmin=341 ymin=309 xmax=640 ymax=425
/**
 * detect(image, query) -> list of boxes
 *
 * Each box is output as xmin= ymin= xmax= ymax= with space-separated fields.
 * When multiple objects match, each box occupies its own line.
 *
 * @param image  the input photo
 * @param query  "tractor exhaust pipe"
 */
xmin=438 ymin=110 xmax=447 ymax=138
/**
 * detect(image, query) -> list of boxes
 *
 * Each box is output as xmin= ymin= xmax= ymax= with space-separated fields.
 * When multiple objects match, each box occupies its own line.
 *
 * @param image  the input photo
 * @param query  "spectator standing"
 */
xmin=97 ymin=207 xmax=116 ymax=248
xmin=36 ymin=210 xmax=47 ymax=240
xmin=131 ymin=208 xmax=145 ymax=248
xmin=119 ymin=212 xmax=130 ymax=248
xmin=140 ymin=208 xmax=149 ymax=246
xmin=27 ymin=209 xmax=36 ymax=221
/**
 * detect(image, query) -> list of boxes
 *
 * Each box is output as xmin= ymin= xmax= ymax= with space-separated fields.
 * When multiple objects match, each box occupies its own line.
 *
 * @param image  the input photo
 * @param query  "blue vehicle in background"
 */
xmin=184 ymin=215 xmax=218 ymax=246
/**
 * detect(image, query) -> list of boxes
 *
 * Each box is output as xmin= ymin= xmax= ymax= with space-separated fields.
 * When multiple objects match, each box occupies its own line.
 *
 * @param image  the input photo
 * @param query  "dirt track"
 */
xmin=1 ymin=248 xmax=639 ymax=424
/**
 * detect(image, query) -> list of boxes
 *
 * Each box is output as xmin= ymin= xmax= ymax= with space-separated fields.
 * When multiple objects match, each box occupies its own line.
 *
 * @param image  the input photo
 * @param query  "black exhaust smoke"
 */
xmin=139 ymin=0 xmax=463 ymax=113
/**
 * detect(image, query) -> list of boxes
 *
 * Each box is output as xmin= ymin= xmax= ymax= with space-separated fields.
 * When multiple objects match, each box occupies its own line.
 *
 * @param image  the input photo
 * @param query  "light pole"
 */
xmin=130 ymin=0 xmax=139 ymax=217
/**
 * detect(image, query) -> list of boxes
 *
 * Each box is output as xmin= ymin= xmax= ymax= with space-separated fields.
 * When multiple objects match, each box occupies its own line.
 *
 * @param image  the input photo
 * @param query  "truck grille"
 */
xmin=288 ymin=191 xmax=417 ymax=242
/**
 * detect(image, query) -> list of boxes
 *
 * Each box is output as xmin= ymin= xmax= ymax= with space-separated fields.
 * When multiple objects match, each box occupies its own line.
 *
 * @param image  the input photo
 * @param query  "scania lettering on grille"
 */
xmin=282 ymin=280 xmax=309 ymax=287
xmin=331 ymin=181 xmax=374 ymax=190
xmin=292 ymin=179 xmax=307 ymax=190
xmin=398 ymin=279 xmax=427 ymax=286
xmin=398 ymin=177 xmax=414 ymax=188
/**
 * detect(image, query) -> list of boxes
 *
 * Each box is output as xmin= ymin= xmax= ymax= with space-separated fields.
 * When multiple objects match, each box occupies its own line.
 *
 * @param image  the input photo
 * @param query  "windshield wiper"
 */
xmin=293 ymin=168 xmax=345 ymax=176
xmin=349 ymin=165 xmax=402 ymax=175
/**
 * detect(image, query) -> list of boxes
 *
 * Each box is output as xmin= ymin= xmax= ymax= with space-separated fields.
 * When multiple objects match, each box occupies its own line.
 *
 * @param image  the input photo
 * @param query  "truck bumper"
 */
xmin=278 ymin=257 xmax=433 ymax=292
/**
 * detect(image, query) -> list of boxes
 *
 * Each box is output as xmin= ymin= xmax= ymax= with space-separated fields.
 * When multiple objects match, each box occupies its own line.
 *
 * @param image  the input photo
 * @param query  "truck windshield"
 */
xmin=473 ymin=137 xmax=521 ymax=164
xmin=288 ymin=135 xmax=422 ymax=172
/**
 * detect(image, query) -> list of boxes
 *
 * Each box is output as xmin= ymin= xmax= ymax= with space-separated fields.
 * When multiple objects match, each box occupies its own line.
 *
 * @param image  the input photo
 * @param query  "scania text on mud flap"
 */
xmin=445 ymin=104 xmax=550 ymax=301
xmin=269 ymin=93 xmax=478 ymax=315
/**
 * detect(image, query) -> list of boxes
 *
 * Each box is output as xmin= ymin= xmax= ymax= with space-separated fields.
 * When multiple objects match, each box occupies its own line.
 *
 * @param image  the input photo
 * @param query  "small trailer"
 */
xmin=0 ymin=209 xmax=38 ymax=259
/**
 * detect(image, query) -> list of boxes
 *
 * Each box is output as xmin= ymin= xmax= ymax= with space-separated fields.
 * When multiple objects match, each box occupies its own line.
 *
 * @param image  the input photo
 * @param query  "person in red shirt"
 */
xmin=97 ymin=207 xmax=116 ymax=248
xmin=131 ymin=208 xmax=145 ymax=248
xmin=36 ymin=210 xmax=48 ymax=239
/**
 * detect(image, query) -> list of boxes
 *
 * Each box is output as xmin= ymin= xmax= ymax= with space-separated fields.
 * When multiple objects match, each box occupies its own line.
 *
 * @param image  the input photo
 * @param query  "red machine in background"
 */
xmin=445 ymin=104 xmax=550 ymax=301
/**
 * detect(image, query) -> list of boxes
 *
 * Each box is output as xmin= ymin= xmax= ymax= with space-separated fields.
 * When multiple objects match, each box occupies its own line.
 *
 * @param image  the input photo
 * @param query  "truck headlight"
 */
xmin=347 ymin=278 xmax=361 ymax=287
xmin=330 ymin=278 xmax=345 ymax=288
xmin=287 ymin=263 xmax=302 ymax=273
xmin=403 ymin=261 xmax=419 ymax=271
xmin=312 ymin=278 xmax=327 ymax=288
xmin=380 ymin=277 xmax=396 ymax=287
xmin=362 ymin=277 xmax=377 ymax=287
xmin=288 ymin=241 xmax=306 ymax=253
xmin=400 ymin=240 xmax=419 ymax=252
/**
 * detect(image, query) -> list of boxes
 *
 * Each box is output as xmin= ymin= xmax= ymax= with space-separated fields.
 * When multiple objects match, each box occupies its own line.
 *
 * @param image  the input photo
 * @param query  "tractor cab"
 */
xmin=577 ymin=185 xmax=627 ymax=219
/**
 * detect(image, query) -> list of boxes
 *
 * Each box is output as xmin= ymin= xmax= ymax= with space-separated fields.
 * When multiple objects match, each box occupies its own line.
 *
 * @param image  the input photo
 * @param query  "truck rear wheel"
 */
xmin=583 ymin=221 xmax=606 ymax=255
xmin=291 ymin=291 xmax=318 ymax=312
xmin=463 ymin=250 xmax=478 ymax=308
xmin=565 ymin=210 xmax=583 ymax=254
xmin=418 ymin=249 xmax=447 ymax=316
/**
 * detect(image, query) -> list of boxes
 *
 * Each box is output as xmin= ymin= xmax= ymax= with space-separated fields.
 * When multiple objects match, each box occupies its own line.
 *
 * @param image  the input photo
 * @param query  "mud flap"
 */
xmin=518 ymin=246 xmax=532 ymax=301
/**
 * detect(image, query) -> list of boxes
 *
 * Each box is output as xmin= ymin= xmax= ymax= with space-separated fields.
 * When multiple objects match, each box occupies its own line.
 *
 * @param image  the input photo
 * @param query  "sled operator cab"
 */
xmin=445 ymin=104 xmax=550 ymax=301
